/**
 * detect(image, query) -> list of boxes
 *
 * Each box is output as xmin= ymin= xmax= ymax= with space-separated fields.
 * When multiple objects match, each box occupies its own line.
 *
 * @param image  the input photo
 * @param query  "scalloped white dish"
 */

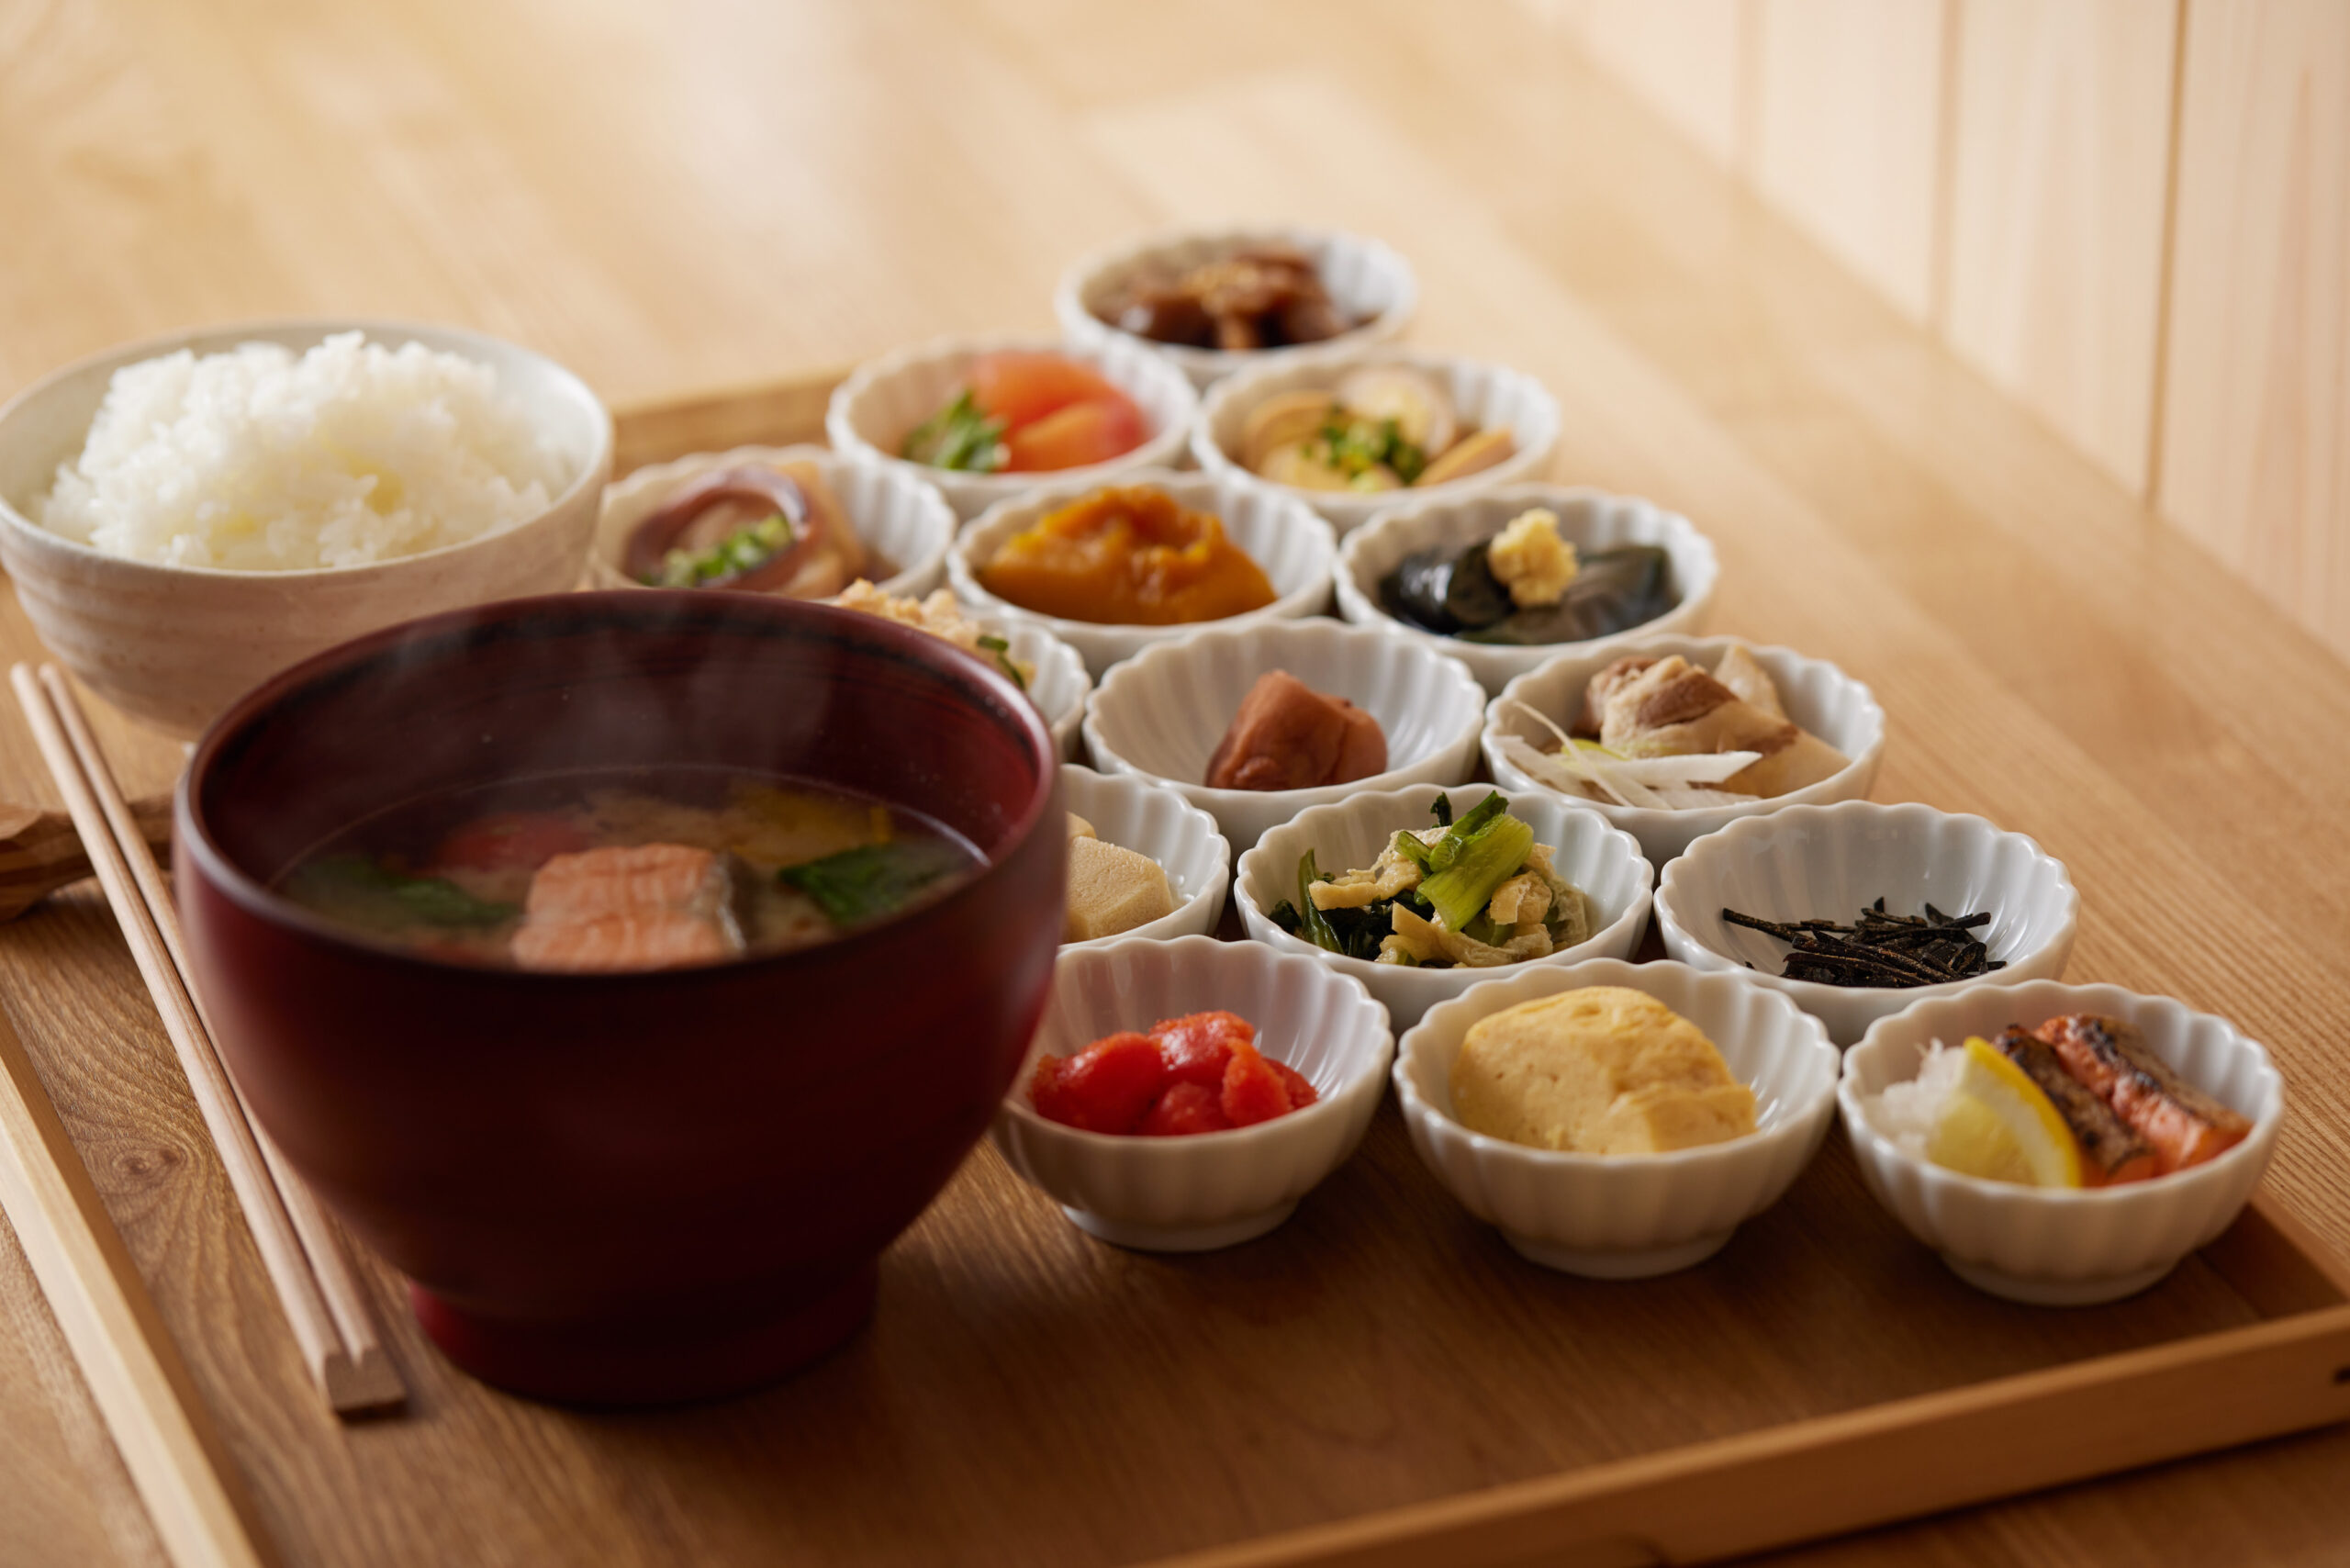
xmin=1486 ymin=634 xmax=1887 ymax=867
xmin=990 ymin=935 xmax=1393 ymax=1250
xmin=949 ymin=468 xmax=1336 ymax=676
xmin=1001 ymin=620 xmax=1091 ymax=761
xmin=1059 ymin=764 xmax=1230 ymax=945
xmin=1338 ymin=486 xmax=1719 ymax=694
xmin=1083 ymin=618 xmax=1484 ymax=852
xmin=1395 ymin=958 xmax=1840 ymax=1277
xmin=591 ymin=444 xmax=955 ymax=599
xmin=1192 ymin=347 xmax=1562 ymax=536
xmin=1233 ymin=783 xmax=1652 ymax=1029
xmin=1841 ymin=981 xmax=2285 ymax=1304
xmin=1654 ymin=801 xmax=2079 ymax=1047
xmin=1054 ymin=224 xmax=1417 ymax=388
xmin=825 ymin=333 xmax=1197 ymax=521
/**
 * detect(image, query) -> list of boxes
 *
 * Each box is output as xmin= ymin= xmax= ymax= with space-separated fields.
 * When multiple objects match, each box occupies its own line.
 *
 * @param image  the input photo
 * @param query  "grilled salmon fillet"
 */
xmin=509 ymin=844 xmax=747 ymax=972
xmin=1992 ymin=1025 xmax=2158 ymax=1185
xmin=2034 ymin=1014 xmax=2251 ymax=1174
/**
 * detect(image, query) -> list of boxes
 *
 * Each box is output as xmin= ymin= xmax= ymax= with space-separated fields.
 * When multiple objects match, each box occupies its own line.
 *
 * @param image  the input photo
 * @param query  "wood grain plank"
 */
xmin=0 ymin=5 xmax=2348 ymax=1568
xmin=1548 ymin=0 xmax=1751 ymax=168
xmin=1942 ymin=0 xmax=2179 ymax=491
xmin=0 ymin=997 xmax=268 ymax=1568
xmin=1751 ymin=0 xmax=1948 ymax=321
xmin=2158 ymin=0 xmax=2350 ymax=665
xmin=0 ymin=1205 xmax=173 ymax=1568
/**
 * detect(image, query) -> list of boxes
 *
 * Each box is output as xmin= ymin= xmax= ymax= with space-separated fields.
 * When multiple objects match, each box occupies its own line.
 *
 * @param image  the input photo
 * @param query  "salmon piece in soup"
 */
xmin=510 ymin=845 xmax=748 ymax=973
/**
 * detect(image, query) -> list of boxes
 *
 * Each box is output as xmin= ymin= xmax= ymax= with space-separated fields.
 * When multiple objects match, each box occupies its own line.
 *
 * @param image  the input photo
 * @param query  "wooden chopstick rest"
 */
xmin=0 ymin=791 xmax=171 ymax=922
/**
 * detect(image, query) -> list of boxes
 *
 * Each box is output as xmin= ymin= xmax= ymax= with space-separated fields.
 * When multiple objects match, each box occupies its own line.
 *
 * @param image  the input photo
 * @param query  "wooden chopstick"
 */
xmin=0 ymin=996 xmax=272 ymax=1568
xmin=10 ymin=664 xmax=404 ymax=1414
xmin=37 ymin=668 xmax=404 ymax=1409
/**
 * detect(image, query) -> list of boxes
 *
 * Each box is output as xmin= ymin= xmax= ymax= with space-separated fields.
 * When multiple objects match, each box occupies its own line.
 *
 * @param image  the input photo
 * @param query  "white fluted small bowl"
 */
xmin=1338 ymin=486 xmax=1718 ymax=693
xmin=950 ymin=468 xmax=1335 ymax=676
xmin=1842 ymin=982 xmax=2285 ymax=1305
xmin=1655 ymin=802 xmax=2079 ymax=1047
xmin=1235 ymin=783 xmax=1652 ymax=1029
xmin=590 ymin=444 xmax=954 ymax=599
xmin=1486 ymin=635 xmax=1887 ymax=866
xmin=1192 ymin=347 xmax=1561 ymax=536
xmin=1084 ymin=619 xmax=1485 ymax=853
xmin=1055 ymin=224 xmax=1417 ymax=388
xmin=826 ymin=333 xmax=1196 ymax=521
xmin=1060 ymin=765 xmax=1230 ymax=945
xmin=991 ymin=935 xmax=1393 ymax=1250
xmin=1002 ymin=621 xmax=1092 ymax=761
xmin=1396 ymin=958 xmax=1839 ymax=1276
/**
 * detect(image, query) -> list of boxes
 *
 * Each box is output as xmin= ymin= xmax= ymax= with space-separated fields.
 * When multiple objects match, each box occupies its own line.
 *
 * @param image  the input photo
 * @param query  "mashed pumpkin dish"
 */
xmin=1449 ymin=986 xmax=1756 ymax=1155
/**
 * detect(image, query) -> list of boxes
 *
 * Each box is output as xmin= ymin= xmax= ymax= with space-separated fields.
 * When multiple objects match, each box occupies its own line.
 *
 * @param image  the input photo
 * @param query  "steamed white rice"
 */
xmin=38 ymin=330 xmax=567 ymax=571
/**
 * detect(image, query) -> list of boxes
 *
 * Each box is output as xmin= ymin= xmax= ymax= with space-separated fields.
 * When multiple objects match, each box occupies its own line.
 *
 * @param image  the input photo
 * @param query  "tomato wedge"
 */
xmin=968 ymin=352 xmax=1128 ymax=429
xmin=1001 ymin=397 xmax=1147 ymax=472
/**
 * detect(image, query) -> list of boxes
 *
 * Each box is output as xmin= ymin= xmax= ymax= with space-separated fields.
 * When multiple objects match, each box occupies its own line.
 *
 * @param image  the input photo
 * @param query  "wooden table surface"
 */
xmin=5 ymin=1 xmax=2350 ymax=1563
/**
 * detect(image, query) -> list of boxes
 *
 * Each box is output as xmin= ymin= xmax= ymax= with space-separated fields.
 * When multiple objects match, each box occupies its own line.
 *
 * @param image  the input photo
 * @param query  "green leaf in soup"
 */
xmin=284 ymin=856 xmax=519 ymax=932
xmin=778 ymin=838 xmax=970 ymax=927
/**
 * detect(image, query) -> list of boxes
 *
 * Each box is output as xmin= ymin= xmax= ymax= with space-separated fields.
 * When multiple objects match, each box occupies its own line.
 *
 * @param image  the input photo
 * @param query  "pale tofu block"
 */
xmin=1064 ymin=835 xmax=1176 ymax=941
xmin=1449 ymin=986 xmax=1756 ymax=1154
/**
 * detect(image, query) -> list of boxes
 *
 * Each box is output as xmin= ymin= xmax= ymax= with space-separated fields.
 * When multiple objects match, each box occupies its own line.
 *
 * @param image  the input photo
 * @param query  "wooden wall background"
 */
xmin=1526 ymin=0 xmax=2350 ymax=668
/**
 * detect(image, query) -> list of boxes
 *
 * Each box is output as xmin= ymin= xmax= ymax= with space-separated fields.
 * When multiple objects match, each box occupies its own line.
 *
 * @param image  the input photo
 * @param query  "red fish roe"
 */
xmin=1220 ymin=1036 xmax=1293 ymax=1127
xmin=1139 ymin=1081 xmax=1232 ymax=1137
xmin=1028 ymin=1011 xmax=1320 ymax=1137
xmin=1268 ymin=1059 xmax=1317 ymax=1109
xmin=1155 ymin=1010 xmax=1256 ymax=1086
xmin=1029 ymin=1031 xmax=1166 ymax=1133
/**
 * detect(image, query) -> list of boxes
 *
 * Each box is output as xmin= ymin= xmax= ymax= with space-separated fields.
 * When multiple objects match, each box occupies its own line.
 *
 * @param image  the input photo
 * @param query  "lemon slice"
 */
xmin=1925 ymin=1037 xmax=2083 ymax=1188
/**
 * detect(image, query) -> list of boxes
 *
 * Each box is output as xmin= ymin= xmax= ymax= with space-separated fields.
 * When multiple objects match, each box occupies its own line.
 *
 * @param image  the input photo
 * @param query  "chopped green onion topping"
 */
xmin=644 ymin=511 xmax=793 ymax=588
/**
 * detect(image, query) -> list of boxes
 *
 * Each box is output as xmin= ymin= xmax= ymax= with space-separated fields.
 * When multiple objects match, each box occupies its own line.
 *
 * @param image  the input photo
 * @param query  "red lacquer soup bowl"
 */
xmin=175 ymin=591 xmax=1065 ymax=1405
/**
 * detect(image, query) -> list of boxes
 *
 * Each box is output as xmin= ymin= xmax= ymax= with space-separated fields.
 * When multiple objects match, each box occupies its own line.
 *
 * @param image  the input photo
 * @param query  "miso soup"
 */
xmin=276 ymin=766 xmax=982 ymax=971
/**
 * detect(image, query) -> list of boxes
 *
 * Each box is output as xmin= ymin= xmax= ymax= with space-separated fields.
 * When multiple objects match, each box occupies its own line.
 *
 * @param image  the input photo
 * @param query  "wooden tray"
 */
xmin=8 ymin=372 xmax=2350 ymax=1568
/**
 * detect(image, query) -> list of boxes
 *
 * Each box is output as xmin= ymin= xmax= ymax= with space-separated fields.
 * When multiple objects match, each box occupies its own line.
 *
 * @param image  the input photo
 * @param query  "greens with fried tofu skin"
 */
xmin=1268 ymin=791 xmax=1594 ymax=968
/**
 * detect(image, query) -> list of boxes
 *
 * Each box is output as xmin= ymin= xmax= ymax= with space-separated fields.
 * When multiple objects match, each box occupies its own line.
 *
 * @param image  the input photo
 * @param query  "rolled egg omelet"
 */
xmin=1449 ymin=986 xmax=1756 ymax=1154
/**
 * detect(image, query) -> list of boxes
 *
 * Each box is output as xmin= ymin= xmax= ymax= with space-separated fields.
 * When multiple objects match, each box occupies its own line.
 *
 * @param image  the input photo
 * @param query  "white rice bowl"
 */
xmin=37 ymin=330 xmax=568 ymax=571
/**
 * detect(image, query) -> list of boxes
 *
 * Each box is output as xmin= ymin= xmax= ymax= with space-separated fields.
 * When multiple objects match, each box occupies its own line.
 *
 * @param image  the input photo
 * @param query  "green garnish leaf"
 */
xmin=1294 ymin=849 xmax=1345 ymax=954
xmin=901 ymin=391 xmax=1008 ymax=473
xmin=975 ymin=633 xmax=1027 ymax=691
xmin=1416 ymin=791 xmax=1534 ymax=933
xmin=1387 ymin=430 xmax=1427 ymax=486
xmin=1389 ymin=829 xmax=1434 ymax=872
xmin=1429 ymin=794 xmax=1454 ymax=829
xmin=778 ymin=839 xmax=968 ymax=927
xmin=1314 ymin=415 xmax=1425 ymax=486
xmin=284 ymin=856 xmax=519 ymax=931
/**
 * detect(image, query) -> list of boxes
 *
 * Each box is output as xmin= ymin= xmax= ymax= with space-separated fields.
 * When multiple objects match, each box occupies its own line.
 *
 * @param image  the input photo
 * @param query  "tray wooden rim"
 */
xmin=9 ymin=366 xmax=2346 ymax=1568
xmin=612 ymin=369 xmax=2350 ymax=1568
